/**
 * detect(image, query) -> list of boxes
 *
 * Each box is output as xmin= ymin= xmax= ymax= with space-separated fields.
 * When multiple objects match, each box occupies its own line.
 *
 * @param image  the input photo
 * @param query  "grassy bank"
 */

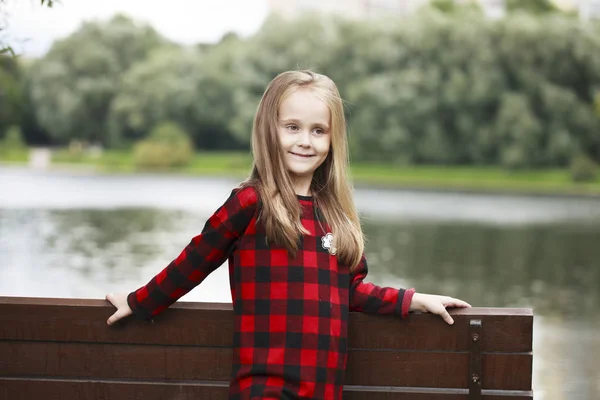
xmin=0 ymin=150 xmax=29 ymax=163
xmin=4 ymin=149 xmax=600 ymax=196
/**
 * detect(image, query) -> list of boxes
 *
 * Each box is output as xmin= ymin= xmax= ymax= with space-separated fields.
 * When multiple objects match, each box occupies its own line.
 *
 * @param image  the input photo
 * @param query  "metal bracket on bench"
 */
xmin=468 ymin=319 xmax=482 ymax=400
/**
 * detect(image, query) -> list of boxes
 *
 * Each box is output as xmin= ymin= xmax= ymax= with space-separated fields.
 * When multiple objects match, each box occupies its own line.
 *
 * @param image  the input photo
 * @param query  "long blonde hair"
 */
xmin=241 ymin=70 xmax=364 ymax=271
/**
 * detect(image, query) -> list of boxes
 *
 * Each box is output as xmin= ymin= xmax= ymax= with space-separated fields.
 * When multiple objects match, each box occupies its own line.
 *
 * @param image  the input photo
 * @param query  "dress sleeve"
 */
xmin=349 ymin=253 xmax=415 ymax=318
xmin=127 ymin=186 xmax=258 ymax=321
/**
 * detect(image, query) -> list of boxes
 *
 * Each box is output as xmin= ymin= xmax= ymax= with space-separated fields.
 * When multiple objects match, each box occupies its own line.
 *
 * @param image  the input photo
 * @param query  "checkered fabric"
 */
xmin=127 ymin=186 xmax=415 ymax=399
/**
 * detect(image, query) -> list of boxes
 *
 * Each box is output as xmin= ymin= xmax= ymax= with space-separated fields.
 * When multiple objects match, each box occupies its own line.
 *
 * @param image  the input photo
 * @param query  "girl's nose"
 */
xmin=297 ymin=130 xmax=311 ymax=146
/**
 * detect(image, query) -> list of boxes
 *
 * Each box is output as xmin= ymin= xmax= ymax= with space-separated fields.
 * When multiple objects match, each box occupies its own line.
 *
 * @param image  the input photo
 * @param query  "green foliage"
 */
xmin=342 ymin=12 xmax=600 ymax=166
xmin=108 ymin=47 xmax=240 ymax=150
xmin=0 ymin=126 xmax=28 ymax=162
xmin=28 ymin=14 xmax=167 ymax=146
xmin=570 ymin=154 xmax=598 ymax=182
xmin=506 ymin=0 xmax=558 ymax=14
xmin=430 ymin=0 xmax=456 ymax=13
xmin=0 ymin=56 xmax=51 ymax=146
xmin=133 ymin=121 xmax=194 ymax=169
xmin=11 ymin=9 xmax=600 ymax=170
xmin=0 ymin=57 xmax=24 ymax=136
xmin=1 ymin=126 xmax=26 ymax=150
xmin=429 ymin=0 xmax=481 ymax=14
xmin=493 ymin=93 xmax=543 ymax=169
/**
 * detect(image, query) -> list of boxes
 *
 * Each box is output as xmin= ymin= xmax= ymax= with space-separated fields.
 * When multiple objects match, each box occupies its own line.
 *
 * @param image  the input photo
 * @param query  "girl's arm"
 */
xmin=349 ymin=254 xmax=415 ymax=318
xmin=349 ymin=254 xmax=472 ymax=324
xmin=125 ymin=186 xmax=258 ymax=321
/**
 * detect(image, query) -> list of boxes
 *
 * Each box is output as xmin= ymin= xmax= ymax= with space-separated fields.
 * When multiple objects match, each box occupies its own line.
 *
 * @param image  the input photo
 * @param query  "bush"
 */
xmin=1 ymin=126 xmax=26 ymax=151
xmin=0 ymin=126 xmax=28 ymax=162
xmin=569 ymin=154 xmax=598 ymax=183
xmin=133 ymin=122 xmax=194 ymax=169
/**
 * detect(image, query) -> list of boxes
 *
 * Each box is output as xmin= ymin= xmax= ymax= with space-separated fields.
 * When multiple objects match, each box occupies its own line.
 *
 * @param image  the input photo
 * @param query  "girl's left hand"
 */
xmin=409 ymin=293 xmax=471 ymax=325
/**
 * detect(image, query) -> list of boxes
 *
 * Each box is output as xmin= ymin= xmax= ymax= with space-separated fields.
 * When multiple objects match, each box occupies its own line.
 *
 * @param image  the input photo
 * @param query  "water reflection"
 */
xmin=361 ymin=219 xmax=600 ymax=317
xmin=40 ymin=208 xmax=189 ymax=279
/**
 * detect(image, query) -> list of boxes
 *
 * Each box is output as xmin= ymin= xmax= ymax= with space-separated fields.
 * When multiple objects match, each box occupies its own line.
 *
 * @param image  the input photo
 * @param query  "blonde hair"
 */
xmin=241 ymin=70 xmax=364 ymax=271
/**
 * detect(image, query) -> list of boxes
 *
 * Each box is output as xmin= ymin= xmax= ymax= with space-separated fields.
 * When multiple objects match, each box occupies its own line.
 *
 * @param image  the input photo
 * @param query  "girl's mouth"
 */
xmin=290 ymin=152 xmax=314 ymax=158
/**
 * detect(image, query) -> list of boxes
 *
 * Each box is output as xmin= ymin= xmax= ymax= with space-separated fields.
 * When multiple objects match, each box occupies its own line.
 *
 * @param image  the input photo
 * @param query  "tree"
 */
xmin=429 ymin=0 xmax=482 ymax=14
xmin=28 ymin=14 xmax=167 ymax=146
xmin=0 ymin=56 xmax=23 ymax=137
xmin=10 ymin=6 xmax=600 ymax=168
xmin=336 ymin=11 xmax=600 ymax=166
xmin=506 ymin=0 xmax=558 ymax=14
xmin=108 ymin=47 xmax=241 ymax=149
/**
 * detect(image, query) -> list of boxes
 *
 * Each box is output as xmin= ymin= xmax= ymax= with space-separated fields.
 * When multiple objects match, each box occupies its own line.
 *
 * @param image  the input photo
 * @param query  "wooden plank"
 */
xmin=0 ymin=341 xmax=231 ymax=381
xmin=0 ymin=378 xmax=534 ymax=400
xmin=349 ymin=312 xmax=532 ymax=353
xmin=347 ymin=350 xmax=532 ymax=390
xmin=0 ymin=341 xmax=532 ymax=390
xmin=0 ymin=378 xmax=229 ymax=400
xmin=0 ymin=298 xmax=235 ymax=347
xmin=0 ymin=297 xmax=533 ymax=352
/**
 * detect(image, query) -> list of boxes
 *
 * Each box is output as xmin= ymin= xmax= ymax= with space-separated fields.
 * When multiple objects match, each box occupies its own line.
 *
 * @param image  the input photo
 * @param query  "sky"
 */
xmin=2 ymin=0 xmax=269 ymax=58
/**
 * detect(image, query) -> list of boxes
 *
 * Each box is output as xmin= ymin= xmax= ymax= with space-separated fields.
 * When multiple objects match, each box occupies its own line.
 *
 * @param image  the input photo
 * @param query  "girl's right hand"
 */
xmin=105 ymin=292 xmax=133 ymax=325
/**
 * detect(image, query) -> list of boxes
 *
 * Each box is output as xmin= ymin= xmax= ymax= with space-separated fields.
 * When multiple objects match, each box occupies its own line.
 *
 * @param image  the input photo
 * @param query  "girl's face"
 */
xmin=277 ymin=88 xmax=332 ymax=193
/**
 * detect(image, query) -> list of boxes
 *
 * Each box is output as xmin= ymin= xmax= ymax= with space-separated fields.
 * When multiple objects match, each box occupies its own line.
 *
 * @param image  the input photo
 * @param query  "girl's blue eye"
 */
xmin=287 ymin=125 xmax=298 ymax=131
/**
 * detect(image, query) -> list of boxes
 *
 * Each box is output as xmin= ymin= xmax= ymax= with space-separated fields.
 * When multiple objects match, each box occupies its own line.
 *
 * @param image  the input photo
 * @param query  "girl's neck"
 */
xmin=292 ymin=178 xmax=312 ymax=197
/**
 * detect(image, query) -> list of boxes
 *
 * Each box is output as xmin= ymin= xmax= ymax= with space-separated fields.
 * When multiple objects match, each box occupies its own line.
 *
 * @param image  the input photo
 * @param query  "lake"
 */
xmin=1 ymin=167 xmax=599 ymax=399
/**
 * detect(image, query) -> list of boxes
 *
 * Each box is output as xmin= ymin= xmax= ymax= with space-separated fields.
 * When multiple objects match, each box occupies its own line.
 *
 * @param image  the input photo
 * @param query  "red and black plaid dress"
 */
xmin=127 ymin=186 xmax=415 ymax=399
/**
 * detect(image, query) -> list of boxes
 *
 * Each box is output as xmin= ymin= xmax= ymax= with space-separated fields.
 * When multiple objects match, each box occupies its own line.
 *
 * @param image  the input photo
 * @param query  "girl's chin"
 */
xmin=286 ymin=167 xmax=316 ymax=178
xmin=288 ymin=170 xmax=314 ymax=177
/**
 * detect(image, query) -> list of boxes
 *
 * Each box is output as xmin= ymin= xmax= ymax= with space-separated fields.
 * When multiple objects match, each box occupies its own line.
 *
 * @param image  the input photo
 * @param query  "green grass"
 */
xmin=183 ymin=152 xmax=254 ymax=176
xmin=0 ymin=149 xmax=29 ymax=163
xmin=351 ymin=164 xmax=600 ymax=195
xmin=30 ymin=149 xmax=600 ymax=196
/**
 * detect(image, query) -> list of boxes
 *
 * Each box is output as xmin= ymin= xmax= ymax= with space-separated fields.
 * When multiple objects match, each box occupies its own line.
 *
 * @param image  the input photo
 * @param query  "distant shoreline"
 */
xmin=2 ymin=160 xmax=599 ymax=200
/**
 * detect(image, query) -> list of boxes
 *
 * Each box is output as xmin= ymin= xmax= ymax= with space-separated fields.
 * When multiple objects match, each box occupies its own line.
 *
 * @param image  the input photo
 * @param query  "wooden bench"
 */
xmin=0 ymin=296 xmax=533 ymax=399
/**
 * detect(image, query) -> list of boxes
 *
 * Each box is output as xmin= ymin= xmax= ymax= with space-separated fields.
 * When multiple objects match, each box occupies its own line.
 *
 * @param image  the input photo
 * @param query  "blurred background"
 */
xmin=1 ymin=0 xmax=600 ymax=399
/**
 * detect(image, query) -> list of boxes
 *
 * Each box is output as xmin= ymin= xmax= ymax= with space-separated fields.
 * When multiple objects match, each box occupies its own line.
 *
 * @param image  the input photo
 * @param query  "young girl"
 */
xmin=106 ymin=70 xmax=471 ymax=400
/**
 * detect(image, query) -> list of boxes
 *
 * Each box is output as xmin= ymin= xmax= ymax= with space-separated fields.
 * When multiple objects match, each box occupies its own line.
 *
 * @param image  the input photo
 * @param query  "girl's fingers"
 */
xmin=107 ymin=308 xmax=130 ymax=326
xmin=420 ymin=295 xmax=473 ymax=325
xmin=106 ymin=293 xmax=118 ymax=307
xmin=106 ymin=293 xmax=131 ymax=325
xmin=440 ymin=309 xmax=454 ymax=325
xmin=107 ymin=310 xmax=120 ymax=326
xmin=106 ymin=294 xmax=116 ymax=325
xmin=444 ymin=298 xmax=472 ymax=308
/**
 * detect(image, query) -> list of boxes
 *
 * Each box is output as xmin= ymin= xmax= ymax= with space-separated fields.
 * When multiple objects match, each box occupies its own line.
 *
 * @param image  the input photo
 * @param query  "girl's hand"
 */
xmin=105 ymin=292 xmax=133 ymax=325
xmin=409 ymin=292 xmax=471 ymax=325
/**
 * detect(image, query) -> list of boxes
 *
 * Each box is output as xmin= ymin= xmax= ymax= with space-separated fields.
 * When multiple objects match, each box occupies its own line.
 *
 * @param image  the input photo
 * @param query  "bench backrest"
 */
xmin=0 ymin=297 xmax=533 ymax=399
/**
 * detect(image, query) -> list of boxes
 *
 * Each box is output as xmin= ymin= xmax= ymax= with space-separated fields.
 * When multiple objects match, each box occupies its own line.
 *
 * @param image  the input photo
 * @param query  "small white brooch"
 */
xmin=321 ymin=232 xmax=337 ymax=255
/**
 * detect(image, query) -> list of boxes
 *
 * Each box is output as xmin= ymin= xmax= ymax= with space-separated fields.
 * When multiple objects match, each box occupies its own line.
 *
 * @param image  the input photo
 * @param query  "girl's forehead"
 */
xmin=278 ymin=89 xmax=330 ymax=123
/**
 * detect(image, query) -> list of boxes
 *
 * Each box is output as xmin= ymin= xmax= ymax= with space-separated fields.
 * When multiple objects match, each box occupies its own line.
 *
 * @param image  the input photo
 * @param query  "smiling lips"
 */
xmin=290 ymin=152 xmax=314 ymax=158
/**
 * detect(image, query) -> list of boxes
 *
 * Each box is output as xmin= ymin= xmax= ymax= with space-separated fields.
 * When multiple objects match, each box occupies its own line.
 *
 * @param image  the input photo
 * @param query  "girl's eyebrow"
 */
xmin=280 ymin=118 xmax=330 ymax=130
